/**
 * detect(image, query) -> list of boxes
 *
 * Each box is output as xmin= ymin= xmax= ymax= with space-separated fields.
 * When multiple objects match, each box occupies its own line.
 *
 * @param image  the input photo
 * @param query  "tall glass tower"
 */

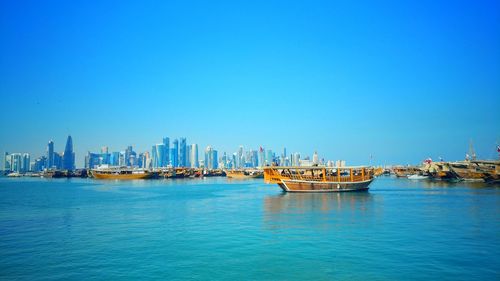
xmin=62 ymin=135 xmax=75 ymax=171
xmin=47 ymin=140 xmax=54 ymax=169
xmin=179 ymin=138 xmax=187 ymax=167
xmin=162 ymin=137 xmax=170 ymax=167
xmin=172 ymin=139 xmax=179 ymax=167
xmin=155 ymin=144 xmax=165 ymax=167
xmin=190 ymin=144 xmax=198 ymax=168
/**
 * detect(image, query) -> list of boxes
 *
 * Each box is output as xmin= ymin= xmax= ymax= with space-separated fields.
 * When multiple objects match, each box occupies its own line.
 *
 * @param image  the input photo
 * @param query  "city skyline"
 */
xmin=3 ymin=133 xmax=500 ymax=171
xmin=3 ymin=134 xmax=340 ymax=171
xmin=1 ymin=1 xmax=499 ymax=166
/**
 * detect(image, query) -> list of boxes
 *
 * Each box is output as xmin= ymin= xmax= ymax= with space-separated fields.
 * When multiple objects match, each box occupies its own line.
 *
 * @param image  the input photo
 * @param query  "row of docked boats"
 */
xmin=392 ymin=160 xmax=500 ymax=183
xmin=88 ymin=165 xmax=375 ymax=193
xmin=89 ymin=166 xmax=259 ymax=180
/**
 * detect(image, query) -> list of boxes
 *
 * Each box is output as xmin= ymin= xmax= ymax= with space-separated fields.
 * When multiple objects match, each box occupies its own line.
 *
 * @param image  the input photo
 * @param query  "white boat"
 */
xmin=7 ymin=172 xmax=21 ymax=177
xmin=407 ymin=174 xmax=429 ymax=180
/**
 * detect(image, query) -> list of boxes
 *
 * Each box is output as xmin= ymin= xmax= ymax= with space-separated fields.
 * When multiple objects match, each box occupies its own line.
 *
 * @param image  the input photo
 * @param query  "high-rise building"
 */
xmin=54 ymin=152 xmax=63 ymax=169
xmin=162 ymin=137 xmax=170 ymax=167
xmin=154 ymin=144 xmax=165 ymax=168
xmin=22 ymin=153 xmax=30 ymax=173
xmin=237 ymin=146 xmax=244 ymax=168
xmin=85 ymin=152 xmax=100 ymax=169
xmin=258 ymin=147 xmax=264 ymax=167
xmin=4 ymin=152 xmax=11 ymax=171
xmin=144 ymin=152 xmax=150 ymax=169
xmin=232 ymin=153 xmax=237 ymax=169
xmin=151 ymin=145 xmax=158 ymax=168
xmin=190 ymin=144 xmax=199 ymax=168
xmin=118 ymin=151 xmax=126 ymax=166
xmin=312 ymin=151 xmax=319 ymax=165
xmin=47 ymin=140 xmax=54 ymax=169
xmin=62 ymin=135 xmax=75 ymax=171
xmin=266 ymin=150 xmax=273 ymax=166
xmin=125 ymin=146 xmax=133 ymax=166
xmin=251 ymin=150 xmax=258 ymax=167
xmin=179 ymin=137 xmax=187 ymax=167
xmin=110 ymin=152 xmax=120 ymax=166
xmin=204 ymin=146 xmax=218 ymax=170
xmin=172 ymin=139 xmax=179 ymax=167
xmin=293 ymin=152 xmax=301 ymax=166
xmin=212 ymin=150 xmax=218 ymax=169
xmin=10 ymin=153 xmax=22 ymax=173
xmin=33 ymin=156 xmax=46 ymax=172
xmin=186 ymin=145 xmax=191 ymax=168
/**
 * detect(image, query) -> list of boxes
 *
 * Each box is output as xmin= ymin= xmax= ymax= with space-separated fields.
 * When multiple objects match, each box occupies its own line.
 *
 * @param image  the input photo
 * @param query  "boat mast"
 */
xmin=468 ymin=140 xmax=476 ymax=161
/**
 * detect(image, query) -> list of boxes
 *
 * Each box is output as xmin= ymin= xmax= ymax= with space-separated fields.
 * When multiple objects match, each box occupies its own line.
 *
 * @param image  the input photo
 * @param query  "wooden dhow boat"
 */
xmin=393 ymin=166 xmax=421 ymax=178
xmin=91 ymin=167 xmax=153 ymax=180
xmin=226 ymin=169 xmax=264 ymax=179
xmin=264 ymin=166 xmax=375 ymax=192
xmin=448 ymin=161 xmax=487 ymax=181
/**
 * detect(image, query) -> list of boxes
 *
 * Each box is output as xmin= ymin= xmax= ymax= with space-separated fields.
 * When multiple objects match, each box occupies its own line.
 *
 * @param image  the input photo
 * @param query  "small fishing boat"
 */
xmin=407 ymin=174 xmax=429 ymax=180
xmin=264 ymin=166 xmax=374 ymax=192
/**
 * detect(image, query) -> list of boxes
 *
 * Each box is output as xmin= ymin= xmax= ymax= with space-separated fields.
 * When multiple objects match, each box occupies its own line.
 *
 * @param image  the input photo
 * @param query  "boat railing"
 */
xmin=264 ymin=166 xmax=373 ymax=183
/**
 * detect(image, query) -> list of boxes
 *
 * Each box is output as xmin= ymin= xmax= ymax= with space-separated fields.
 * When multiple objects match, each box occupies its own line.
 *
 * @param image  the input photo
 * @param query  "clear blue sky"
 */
xmin=1 ymin=0 xmax=499 ymax=167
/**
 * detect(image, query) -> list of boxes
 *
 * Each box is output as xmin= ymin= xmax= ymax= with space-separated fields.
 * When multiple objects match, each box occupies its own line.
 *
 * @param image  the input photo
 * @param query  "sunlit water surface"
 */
xmin=0 ymin=177 xmax=498 ymax=280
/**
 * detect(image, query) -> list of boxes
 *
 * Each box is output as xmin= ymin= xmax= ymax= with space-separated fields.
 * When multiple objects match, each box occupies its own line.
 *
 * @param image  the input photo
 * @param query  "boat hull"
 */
xmin=279 ymin=179 xmax=373 ymax=192
xmin=91 ymin=171 xmax=152 ymax=180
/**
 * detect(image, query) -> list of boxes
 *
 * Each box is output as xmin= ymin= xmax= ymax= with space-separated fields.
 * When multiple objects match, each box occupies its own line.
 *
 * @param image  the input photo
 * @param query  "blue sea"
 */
xmin=0 ymin=176 xmax=498 ymax=280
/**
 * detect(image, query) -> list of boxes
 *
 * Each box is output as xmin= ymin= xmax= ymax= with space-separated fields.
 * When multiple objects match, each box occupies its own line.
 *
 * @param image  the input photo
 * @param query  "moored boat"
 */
xmin=91 ymin=167 xmax=153 ymax=180
xmin=264 ymin=166 xmax=374 ymax=192
xmin=407 ymin=174 xmax=429 ymax=180
xmin=448 ymin=161 xmax=487 ymax=182
xmin=226 ymin=169 xmax=264 ymax=179
xmin=393 ymin=166 xmax=421 ymax=178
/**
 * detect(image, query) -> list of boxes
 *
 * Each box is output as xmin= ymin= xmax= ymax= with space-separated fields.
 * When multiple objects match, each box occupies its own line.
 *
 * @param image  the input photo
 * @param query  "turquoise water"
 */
xmin=0 ymin=177 xmax=498 ymax=280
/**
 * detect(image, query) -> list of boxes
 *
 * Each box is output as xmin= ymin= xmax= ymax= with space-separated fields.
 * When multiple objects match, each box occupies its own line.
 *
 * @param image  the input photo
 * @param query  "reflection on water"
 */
xmin=265 ymin=192 xmax=373 ymax=214
xmin=263 ymin=191 xmax=375 ymax=230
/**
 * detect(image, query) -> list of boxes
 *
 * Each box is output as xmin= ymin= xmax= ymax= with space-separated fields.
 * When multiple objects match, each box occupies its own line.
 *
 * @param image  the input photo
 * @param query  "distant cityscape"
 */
xmin=3 ymin=135 xmax=345 ymax=173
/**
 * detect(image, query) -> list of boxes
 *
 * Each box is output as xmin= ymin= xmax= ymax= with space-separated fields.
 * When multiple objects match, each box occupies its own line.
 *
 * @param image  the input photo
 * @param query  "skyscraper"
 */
xmin=47 ymin=140 xmax=54 ymax=169
xmin=155 ymin=144 xmax=165 ymax=167
xmin=11 ymin=153 xmax=22 ymax=173
xmin=151 ymin=145 xmax=158 ymax=168
xmin=313 ymin=151 xmax=319 ymax=165
xmin=162 ymin=137 xmax=170 ymax=166
xmin=186 ymin=145 xmax=191 ymax=168
xmin=125 ymin=146 xmax=134 ymax=166
xmin=4 ymin=152 xmax=11 ymax=171
xmin=212 ymin=150 xmax=218 ymax=169
xmin=54 ymin=152 xmax=62 ymax=169
xmin=62 ymin=135 xmax=75 ymax=171
xmin=258 ymin=147 xmax=264 ymax=168
xmin=22 ymin=153 xmax=30 ymax=173
xmin=179 ymin=137 xmax=187 ymax=167
xmin=237 ymin=146 xmax=243 ymax=168
xmin=266 ymin=150 xmax=273 ymax=166
xmin=293 ymin=152 xmax=301 ymax=166
xmin=110 ymin=152 xmax=120 ymax=166
xmin=204 ymin=146 xmax=217 ymax=170
xmin=172 ymin=139 xmax=179 ymax=167
xmin=190 ymin=144 xmax=198 ymax=168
